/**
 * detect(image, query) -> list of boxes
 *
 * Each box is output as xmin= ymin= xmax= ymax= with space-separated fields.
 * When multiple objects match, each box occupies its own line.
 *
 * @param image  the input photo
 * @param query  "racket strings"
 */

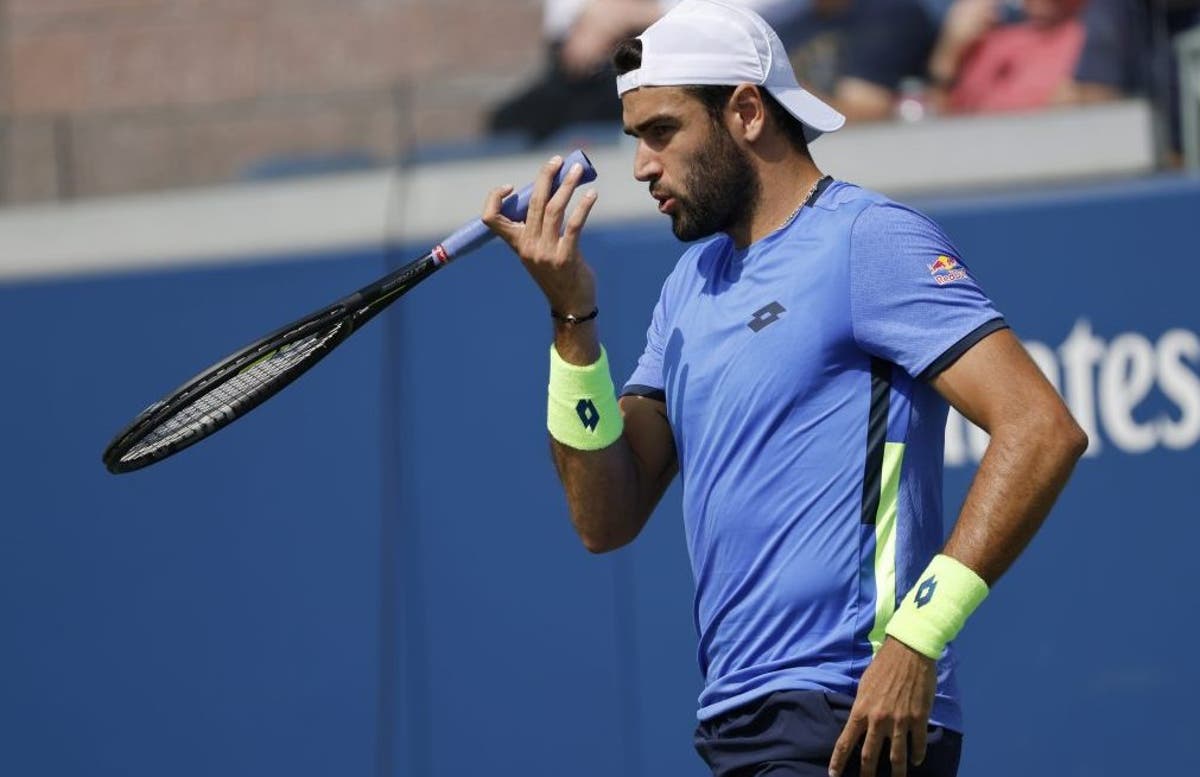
xmin=119 ymin=323 xmax=345 ymax=464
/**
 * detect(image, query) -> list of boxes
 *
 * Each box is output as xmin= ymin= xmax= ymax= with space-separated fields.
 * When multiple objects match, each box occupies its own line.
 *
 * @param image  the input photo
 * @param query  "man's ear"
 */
xmin=727 ymin=84 xmax=767 ymax=142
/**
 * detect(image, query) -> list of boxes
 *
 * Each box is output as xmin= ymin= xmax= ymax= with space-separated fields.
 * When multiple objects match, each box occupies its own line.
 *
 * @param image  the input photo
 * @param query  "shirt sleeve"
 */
xmin=849 ymin=202 xmax=1007 ymax=380
xmin=622 ymin=283 xmax=669 ymax=401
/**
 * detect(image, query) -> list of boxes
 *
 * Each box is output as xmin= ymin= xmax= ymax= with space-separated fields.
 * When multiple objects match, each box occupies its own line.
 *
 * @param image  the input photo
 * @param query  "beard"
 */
xmin=668 ymin=124 xmax=761 ymax=242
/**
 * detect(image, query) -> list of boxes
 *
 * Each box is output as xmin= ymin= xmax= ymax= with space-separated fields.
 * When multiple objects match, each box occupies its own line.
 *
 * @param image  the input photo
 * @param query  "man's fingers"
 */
xmin=562 ymin=189 xmax=598 ymax=249
xmin=910 ymin=724 xmax=928 ymax=766
xmin=544 ymin=162 xmax=586 ymax=236
xmin=488 ymin=158 xmax=590 ymax=256
xmin=482 ymin=184 xmax=518 ymax=236
xmin=890 ymin=723 xmax=909 ymax=777
xmin=828 ymin=717 xmax=863 ymax=777
xmin=525 ymin=155 xmax=562 ymax=238
xmin=859 ymin=721 xmax=885 ymax=777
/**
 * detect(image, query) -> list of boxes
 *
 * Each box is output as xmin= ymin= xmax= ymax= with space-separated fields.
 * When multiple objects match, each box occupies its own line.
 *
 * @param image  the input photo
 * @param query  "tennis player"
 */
xmin=483 ymin=2 xmax=1087 ymax=775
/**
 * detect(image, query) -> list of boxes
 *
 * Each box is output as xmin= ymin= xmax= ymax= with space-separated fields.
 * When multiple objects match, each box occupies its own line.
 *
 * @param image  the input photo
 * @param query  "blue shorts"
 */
xmin=694 ymin=690 xmax=962 ymax=777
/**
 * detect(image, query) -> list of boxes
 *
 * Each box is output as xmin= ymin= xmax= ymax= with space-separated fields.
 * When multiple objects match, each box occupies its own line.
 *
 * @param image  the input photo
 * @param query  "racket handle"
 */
xmin=436 ymin=148 xmax=597 ymax=263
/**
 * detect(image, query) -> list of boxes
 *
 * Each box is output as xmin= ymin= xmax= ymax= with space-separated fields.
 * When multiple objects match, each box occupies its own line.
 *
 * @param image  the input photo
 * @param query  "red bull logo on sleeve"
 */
xmin=929 ymin=254 xmax=968 ymax=285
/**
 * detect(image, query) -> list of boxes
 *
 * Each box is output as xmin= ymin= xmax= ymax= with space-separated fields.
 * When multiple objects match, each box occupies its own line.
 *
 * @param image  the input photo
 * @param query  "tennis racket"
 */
xmin=103 ymin=149 xmax=597 ymax=474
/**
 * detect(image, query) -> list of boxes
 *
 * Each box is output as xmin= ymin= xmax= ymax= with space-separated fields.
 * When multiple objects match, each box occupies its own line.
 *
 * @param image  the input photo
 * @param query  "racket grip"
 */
xmin=437 ymin=149 xmax=597 ymax=262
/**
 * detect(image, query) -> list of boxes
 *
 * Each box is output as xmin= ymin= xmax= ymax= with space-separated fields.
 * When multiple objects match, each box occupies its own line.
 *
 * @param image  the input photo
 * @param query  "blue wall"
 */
xmin=0 ymin=254 xmax=386 ymax=776
xmin=2 ymin=176 xmax=1198 ymax=776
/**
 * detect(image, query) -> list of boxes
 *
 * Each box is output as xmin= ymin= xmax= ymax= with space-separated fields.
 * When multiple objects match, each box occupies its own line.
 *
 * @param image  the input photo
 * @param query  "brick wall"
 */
xmin=0 ymin=0 xmax=545 ymax=203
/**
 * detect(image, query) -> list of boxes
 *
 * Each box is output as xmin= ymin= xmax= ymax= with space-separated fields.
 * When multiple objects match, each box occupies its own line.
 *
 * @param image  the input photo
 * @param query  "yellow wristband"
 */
xmin=547 ymin=344 xmax=623 ymax=450
xmin=884 ymin=554 xmax=989 ymax=660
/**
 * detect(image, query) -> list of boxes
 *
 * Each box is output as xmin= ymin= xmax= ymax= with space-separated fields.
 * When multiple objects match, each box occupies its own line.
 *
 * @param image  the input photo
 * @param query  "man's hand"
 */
xmin=482 ymin=155 xmax=600 ymax=319
xmin=829 ymin=638 xmax=937 ymax=777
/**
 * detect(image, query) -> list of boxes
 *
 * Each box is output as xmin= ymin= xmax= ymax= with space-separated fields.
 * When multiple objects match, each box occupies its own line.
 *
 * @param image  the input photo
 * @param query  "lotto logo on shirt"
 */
xmin=929 ymin=255 xmax=968 ymax=286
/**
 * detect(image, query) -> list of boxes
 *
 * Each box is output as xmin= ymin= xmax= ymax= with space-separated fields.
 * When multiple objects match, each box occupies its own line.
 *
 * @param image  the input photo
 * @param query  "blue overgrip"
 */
xmin=437 ymin=149 xmax=598 ymax=261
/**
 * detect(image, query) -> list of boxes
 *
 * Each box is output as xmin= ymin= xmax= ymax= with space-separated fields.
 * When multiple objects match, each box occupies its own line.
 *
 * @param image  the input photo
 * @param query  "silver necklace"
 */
xmin=777 ymin=173 xmax=828 ymax=232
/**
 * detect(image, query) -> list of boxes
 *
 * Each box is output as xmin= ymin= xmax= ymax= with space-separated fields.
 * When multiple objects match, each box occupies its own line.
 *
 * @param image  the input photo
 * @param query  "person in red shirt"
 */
xmin=929 ymin=0 xmax=1122 ymax=113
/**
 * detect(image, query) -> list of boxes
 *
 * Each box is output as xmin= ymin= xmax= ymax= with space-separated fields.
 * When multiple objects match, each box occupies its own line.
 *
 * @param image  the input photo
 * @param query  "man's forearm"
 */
xmin=943 ymin=408 xmax=1087 ymax=584
xmin=551 ymin=436 xmax=652 ymax=552
xmin=549 ymin=321 xmax=670 ymax=552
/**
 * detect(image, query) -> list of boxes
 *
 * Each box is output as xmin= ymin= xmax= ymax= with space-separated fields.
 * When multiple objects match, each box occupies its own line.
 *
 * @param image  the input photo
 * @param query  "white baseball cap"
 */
xmin=615 ymin=0 xmax=846 ymax=143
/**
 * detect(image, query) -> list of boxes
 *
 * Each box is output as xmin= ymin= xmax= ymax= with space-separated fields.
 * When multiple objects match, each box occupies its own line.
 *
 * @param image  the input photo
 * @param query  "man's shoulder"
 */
xmin=819 ymin=181 xmax=942 ymax=239
xmin=814 ymin=180 xmax=894 ymax=215
xmin=813 ymin=181 xmax=936 ymax=238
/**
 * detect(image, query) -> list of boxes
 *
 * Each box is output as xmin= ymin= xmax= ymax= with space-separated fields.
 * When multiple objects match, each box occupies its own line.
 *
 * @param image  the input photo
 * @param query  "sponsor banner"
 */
xmin=947 ymin=320 xmax=1200 ymax=465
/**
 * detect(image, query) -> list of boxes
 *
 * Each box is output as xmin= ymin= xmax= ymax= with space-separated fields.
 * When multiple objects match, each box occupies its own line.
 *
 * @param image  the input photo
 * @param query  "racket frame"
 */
xmin=102 ymin=149 xmax=595 ymax=474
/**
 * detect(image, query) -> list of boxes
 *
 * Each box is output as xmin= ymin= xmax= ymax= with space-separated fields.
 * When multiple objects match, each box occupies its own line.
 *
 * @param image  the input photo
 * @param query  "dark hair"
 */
xmin=610 ymin=37 xmax=810 ymax=155
xmin=612 ymin=38 xmax=643 ymax=77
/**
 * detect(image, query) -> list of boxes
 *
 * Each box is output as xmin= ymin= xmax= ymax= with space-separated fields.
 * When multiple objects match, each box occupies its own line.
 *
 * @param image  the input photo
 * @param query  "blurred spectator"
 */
xmin=551 ymin=0 xmax=669 ymax=78
xmin=488 ymin=0 xmax=1153 ymax=140
xmin=489 ymin=0 xmax=804 ymax=142
xmin=833 ymin=0 xmax=1144 ymax=122
xmin=773 ymin=0 xmax=860 ymax=97
xmin=829 ymin=0 xmax=952 ymax=121
xmin=930 ymin=0 xmax=1130 ymax=114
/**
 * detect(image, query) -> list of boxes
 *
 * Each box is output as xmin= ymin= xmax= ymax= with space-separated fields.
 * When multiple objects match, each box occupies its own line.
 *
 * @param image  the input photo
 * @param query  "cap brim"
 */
xmin=768 ymin=85 xmax=846 ymax=143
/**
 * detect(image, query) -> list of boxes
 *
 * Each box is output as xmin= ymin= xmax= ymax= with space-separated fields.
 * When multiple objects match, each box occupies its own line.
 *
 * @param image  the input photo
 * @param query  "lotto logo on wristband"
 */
xmin=915 ymin=576 xmax=938 ymax=608
xmin=576 ymin=399 xmax=600 ymax=431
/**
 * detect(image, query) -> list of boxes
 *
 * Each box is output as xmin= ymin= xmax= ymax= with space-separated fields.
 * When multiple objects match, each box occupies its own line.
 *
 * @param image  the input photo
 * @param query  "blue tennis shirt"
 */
xmin=623 ymin=180 xmax=1006 ymax=731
